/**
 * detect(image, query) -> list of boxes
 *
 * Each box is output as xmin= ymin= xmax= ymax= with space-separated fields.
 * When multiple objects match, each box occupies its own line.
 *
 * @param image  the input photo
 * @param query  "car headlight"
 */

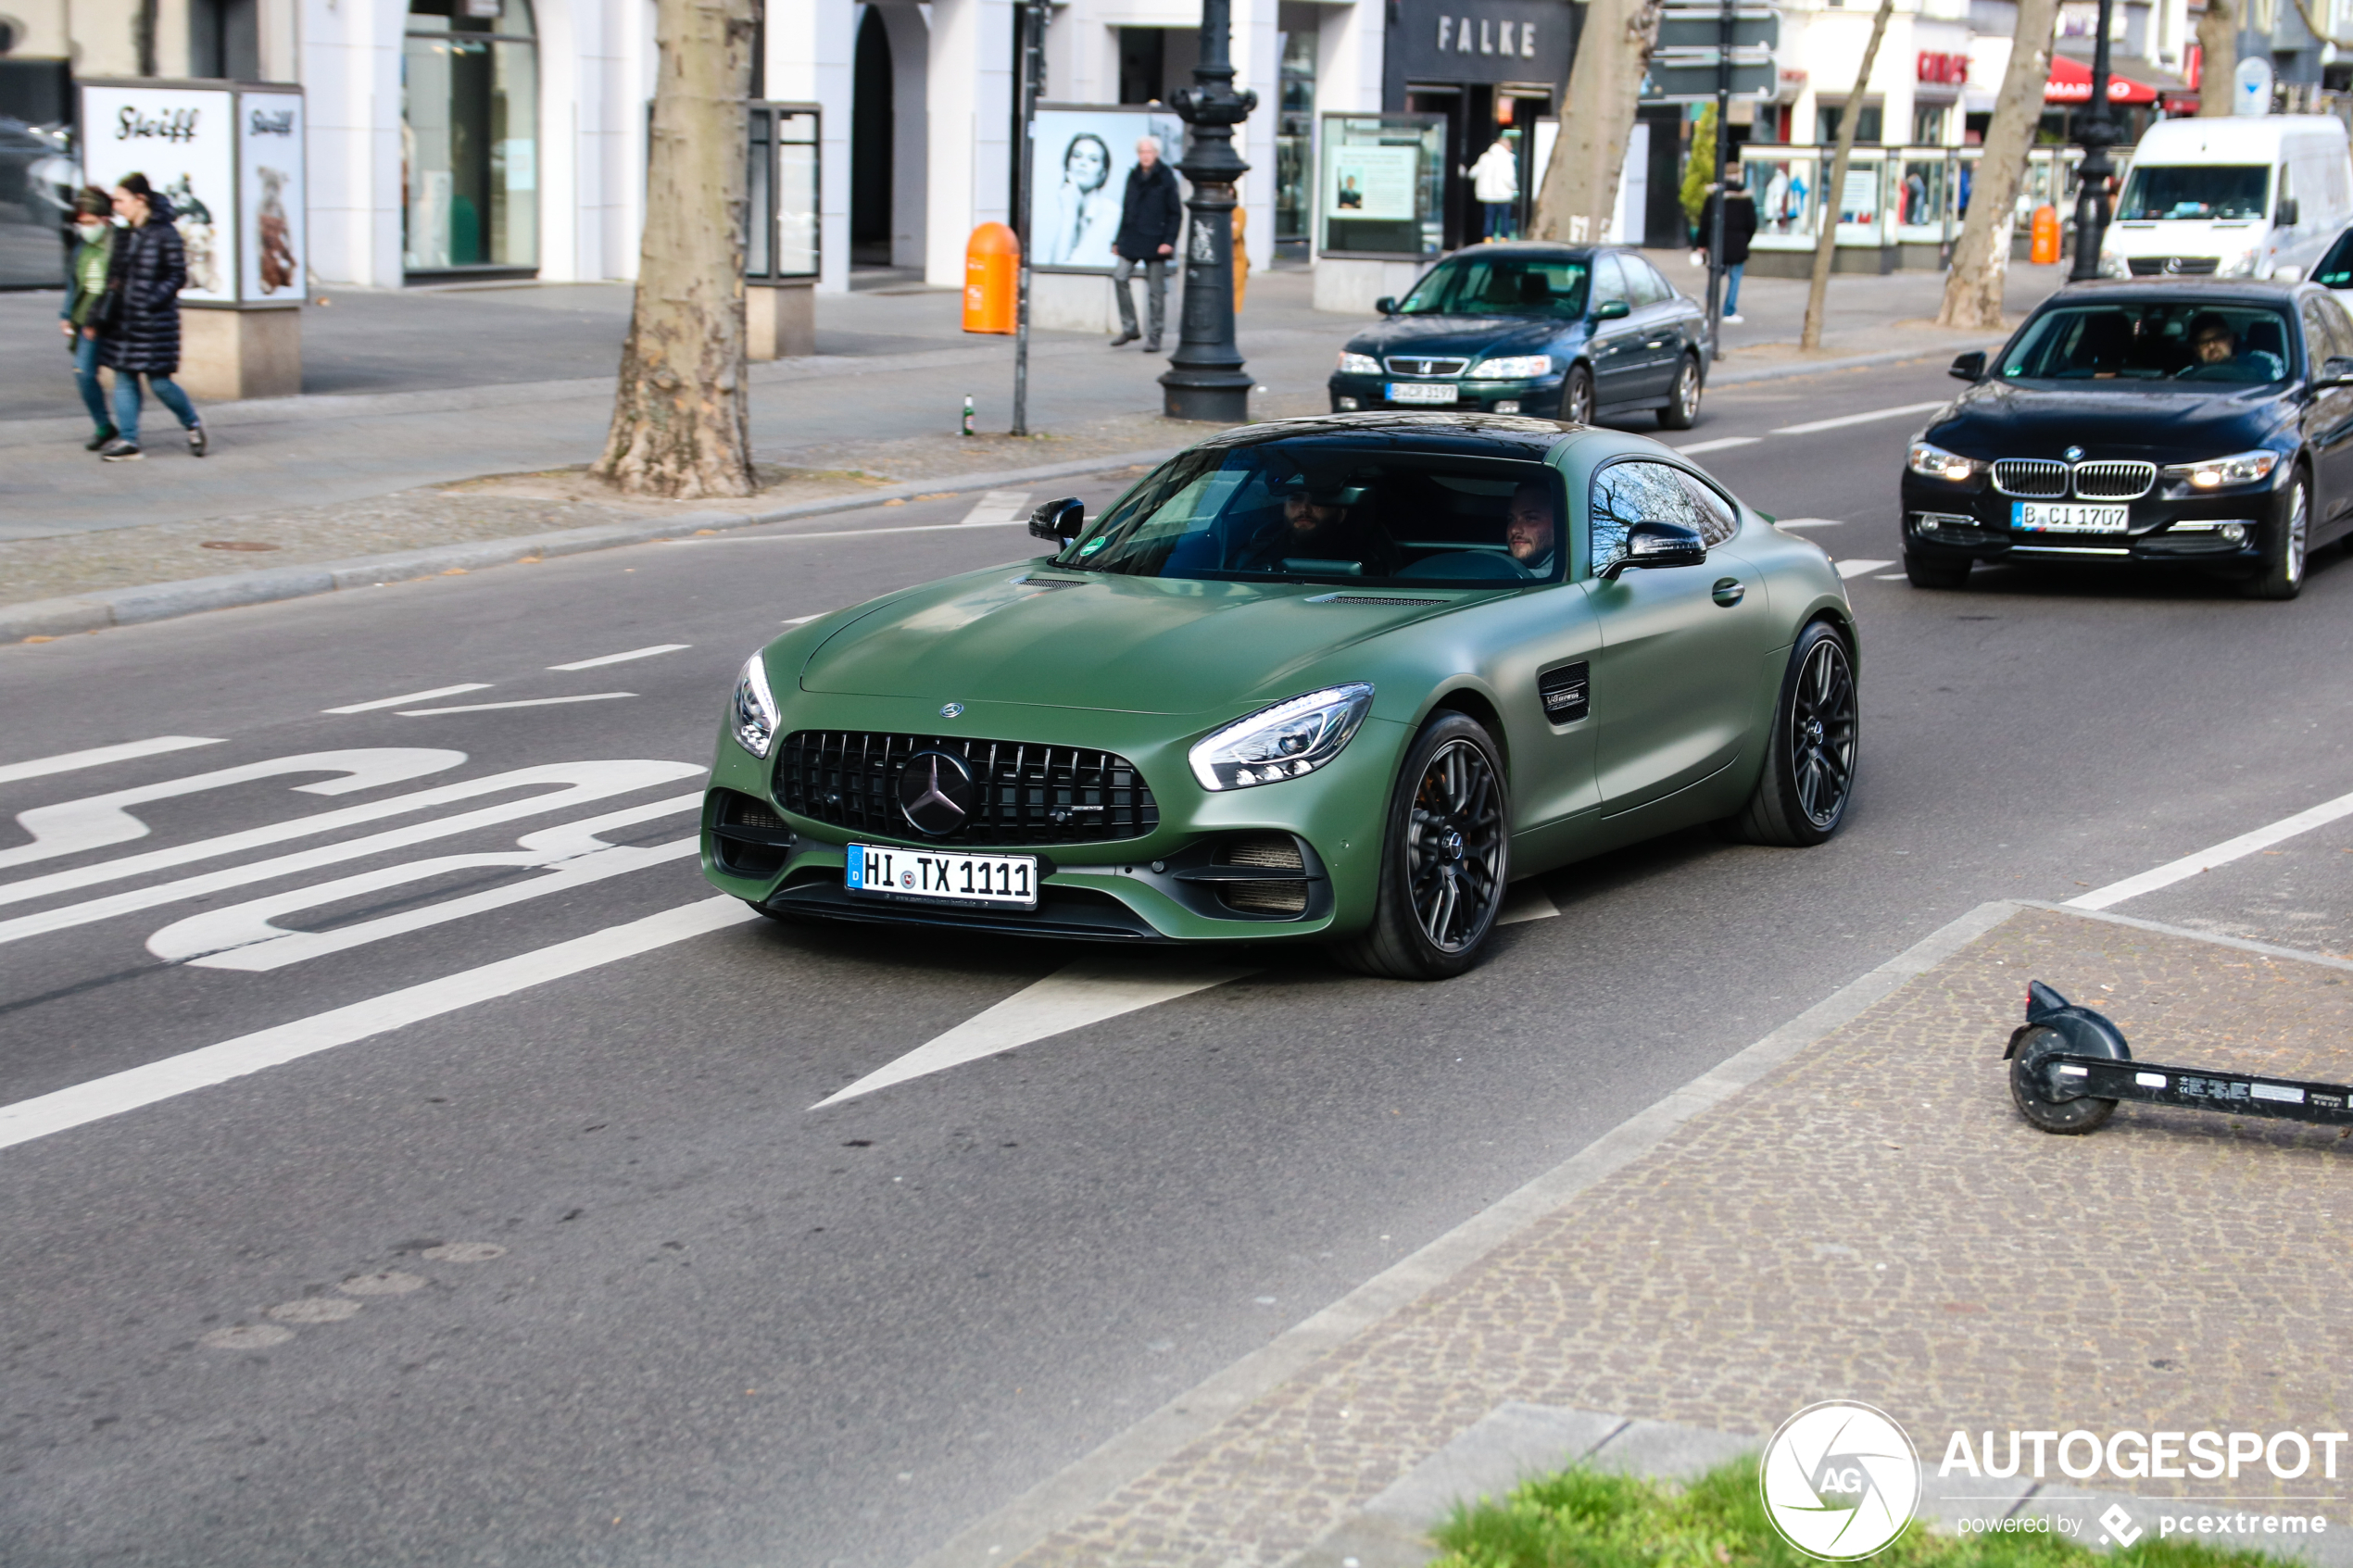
xmin=1468 ymin=355 xmax=1553 ymax=379
xmin=1337 ymin=351 xmax=1382 ymax=375
xmin=1189 ymin=684 xmax=1375 ymax=791
xmin=2163 ymin=449 xmax=2280 ymax=489
xmin=1906 ymin=439 xmax=1982 ymax=483
xmin=2216 ymin=250 xmax=2259 ymax=278
xmin=732 ymin=652 xmax=779 ymax=759
xmin=2096 ymin=253 xmax=2131 ymax=278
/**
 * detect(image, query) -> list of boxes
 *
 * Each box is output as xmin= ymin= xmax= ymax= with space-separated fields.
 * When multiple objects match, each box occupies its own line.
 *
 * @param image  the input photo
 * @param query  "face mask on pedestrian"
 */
xmin=74 ymin=219 xmax=107 ymax=243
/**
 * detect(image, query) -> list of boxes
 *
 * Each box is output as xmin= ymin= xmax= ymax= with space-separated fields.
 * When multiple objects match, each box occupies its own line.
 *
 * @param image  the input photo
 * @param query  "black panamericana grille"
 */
xmin=774 ymin=732 xmax=1160 ymax=846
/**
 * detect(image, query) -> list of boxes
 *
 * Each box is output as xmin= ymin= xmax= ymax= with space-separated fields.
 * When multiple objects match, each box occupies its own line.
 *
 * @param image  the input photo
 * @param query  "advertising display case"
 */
xmin=746 ymin=101 xmax=819 ymax=359
xmin=1318 ymin=112 xmax=1447 ymax=260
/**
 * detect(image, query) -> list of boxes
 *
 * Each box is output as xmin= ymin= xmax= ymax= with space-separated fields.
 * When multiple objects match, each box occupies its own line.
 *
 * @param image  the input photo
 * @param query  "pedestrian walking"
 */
xmin=1109 ymin=136 xmax=1182 ymax=352
xmin=1471 ymin=136 xmax=1519 ymax=240
xmin=1692 ymin=174 xmax=1758 ymax=323
xmin=96 ymin=172 xmax=206 ymax=462
xmin=59 ymin=186 xmax=120 ymax=452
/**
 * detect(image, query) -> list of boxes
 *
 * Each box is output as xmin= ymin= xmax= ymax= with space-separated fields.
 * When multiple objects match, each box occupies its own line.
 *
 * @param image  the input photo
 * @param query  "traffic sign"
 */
xmin=1642 ymin=60 xmax=1778 ymax=101
xmin=1655 ymin=6 xmax=1780 ymax=52
xmin=1642 ymin=4 xmax=1780 ymax=103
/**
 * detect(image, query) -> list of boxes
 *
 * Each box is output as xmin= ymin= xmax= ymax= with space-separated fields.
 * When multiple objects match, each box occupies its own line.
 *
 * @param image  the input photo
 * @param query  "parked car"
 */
xmin=2098 ymin=115 xmax=2353 ymax=282
xmin=704 ymin=414 xmax=1857 ymax=979
xmin=1327 ymin=244 xmax=1708 ymax=430
xmin=1900 ymin=280 xmax=2353 ymax=599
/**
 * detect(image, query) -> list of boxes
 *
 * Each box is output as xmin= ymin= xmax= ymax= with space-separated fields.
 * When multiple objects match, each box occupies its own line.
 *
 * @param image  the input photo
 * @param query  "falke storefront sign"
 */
xmin=1392 ymin=0 xmax=1574 ymax=85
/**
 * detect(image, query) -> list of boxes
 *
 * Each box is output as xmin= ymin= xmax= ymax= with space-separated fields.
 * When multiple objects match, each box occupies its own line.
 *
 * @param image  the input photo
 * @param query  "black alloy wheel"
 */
xmin=1725 ymin=621 xmax=1858 ymax=847
xmin=1336 ymin=711 xmax=1509 ymax=980
xmin=1656 ymin=354 xmax=1703 ymax=430
xmin=1562 ymin=365 xmax=1595 ymax=426
xmin=2243 ymin=470 xmax=2309 ymax=600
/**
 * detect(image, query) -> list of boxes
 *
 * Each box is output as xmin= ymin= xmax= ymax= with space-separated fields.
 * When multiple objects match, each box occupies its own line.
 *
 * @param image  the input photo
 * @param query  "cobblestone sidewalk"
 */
xmin=989 ymin=904 xmax=2353 ymax=1568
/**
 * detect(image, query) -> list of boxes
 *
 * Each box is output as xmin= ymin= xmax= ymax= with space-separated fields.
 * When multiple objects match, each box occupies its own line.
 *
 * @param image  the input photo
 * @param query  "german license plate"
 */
xmin=1387 ymin=382 xmax=1457 ymax=405
xmin=2012 ymin=500 xmax=2129 ymax=533
xmin=844 ymin=843 xmax=1038 ymax=909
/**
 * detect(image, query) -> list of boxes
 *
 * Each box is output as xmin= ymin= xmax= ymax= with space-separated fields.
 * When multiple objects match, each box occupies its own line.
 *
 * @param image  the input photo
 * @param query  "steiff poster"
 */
xmin=80 ymin=83 xmax=239 ymax=305
xmin=239 ymin=92 xmax=305 ymax=300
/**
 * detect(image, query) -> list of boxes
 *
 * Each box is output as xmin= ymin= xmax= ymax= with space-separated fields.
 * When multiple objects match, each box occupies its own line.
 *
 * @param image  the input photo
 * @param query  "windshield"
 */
xmin=2116 ymin=164 xmax=2271 ymax=221
xmin=1058 ymin=439 xmax=1567 ymax=587
xmin=1997 ymin=302 xmax=2294 ymax=386
xmin=1395 ymin=255 xmax=1591 ymax=320
xmin=2316 ymin=228 xmax=2353 ymax=288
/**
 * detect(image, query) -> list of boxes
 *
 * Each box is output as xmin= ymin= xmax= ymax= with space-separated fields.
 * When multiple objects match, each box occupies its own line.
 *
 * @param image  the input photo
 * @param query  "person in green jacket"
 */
xmin=59 ymin=187 xmax=119 ymax=451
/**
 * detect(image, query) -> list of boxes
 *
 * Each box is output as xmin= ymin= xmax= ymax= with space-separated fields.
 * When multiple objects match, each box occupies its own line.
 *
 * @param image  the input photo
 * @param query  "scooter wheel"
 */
xmin=2007 ymin=1023 xmax=2117 ymax=1135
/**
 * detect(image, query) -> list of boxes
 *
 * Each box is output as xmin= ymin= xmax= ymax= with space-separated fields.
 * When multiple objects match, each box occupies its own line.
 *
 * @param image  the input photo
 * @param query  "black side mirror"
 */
xmin=1593 ymin=299 xmax=1632 ymax=321
xmin=1029 ymin=496 xmax=1085 ymax=543
xmin=1949 ymin=350 xmax=1986 ymax=383
xmin=2279 ymin=196 xmax=2300 ymax=228
xmin=1373 ymin=295 xmax=1398 ymax=315
xmin=1600 ymin=519 xmax=1707 ymax=580
xmin=2320 ymin=355 xmax=2353 ymax=388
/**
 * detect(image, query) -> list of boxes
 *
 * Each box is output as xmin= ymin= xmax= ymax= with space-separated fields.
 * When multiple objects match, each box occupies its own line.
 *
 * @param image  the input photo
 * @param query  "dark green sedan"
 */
xmin=702 ymin=413 xmax=1859 ymax=979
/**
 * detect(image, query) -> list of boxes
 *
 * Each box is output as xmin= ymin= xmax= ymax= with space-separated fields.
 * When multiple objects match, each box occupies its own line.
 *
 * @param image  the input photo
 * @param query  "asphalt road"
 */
xmin=6 ymin=358 xmax=2353 ymax=1568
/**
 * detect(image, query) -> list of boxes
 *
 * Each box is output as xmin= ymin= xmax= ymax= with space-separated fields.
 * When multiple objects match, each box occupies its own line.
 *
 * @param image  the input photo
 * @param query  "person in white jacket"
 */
xmin=1471 ymin=137 xmax=1519 ymax=240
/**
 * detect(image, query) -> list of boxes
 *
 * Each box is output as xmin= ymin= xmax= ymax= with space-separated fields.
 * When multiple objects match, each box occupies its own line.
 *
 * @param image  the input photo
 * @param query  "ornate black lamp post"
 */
xmin=1161 ymin=0 xmax=1257 ymax=421
xmin=2068 ymin=0 xmax=2120 ymax=281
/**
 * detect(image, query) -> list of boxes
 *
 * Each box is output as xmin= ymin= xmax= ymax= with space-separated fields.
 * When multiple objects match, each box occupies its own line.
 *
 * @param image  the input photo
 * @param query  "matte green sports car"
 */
xmin=701 ymin=412 xmax=1859 ymax=979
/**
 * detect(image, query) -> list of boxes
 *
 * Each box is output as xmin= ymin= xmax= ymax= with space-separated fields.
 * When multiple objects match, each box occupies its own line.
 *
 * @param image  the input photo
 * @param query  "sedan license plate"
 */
xmin=844 ymin=843 xmax=1038 ymax=909
xmin=2011 ymin=500 xmax=2129 ymax=533
xmin=1387 ymin=382 xmax=1458 ymax=406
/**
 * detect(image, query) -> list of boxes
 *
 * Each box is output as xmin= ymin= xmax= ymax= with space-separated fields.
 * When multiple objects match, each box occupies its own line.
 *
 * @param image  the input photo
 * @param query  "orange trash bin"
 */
xmin=963 ymin=222 xmax=1019 ymax=334
xmin=2031 ymin=206 xmax=2062 ymax=266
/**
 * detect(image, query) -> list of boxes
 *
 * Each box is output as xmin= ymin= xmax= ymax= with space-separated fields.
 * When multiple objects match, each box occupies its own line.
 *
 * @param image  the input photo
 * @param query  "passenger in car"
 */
xmin=1504 ymin=482 xmax=1556 ymax=574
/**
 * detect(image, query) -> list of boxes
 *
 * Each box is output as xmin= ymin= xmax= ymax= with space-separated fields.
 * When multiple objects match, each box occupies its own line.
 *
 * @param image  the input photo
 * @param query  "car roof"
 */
xmin=1192 ymin=411 xmax=1575 ymax=458
xmin=1427 ymin=240 xmax=1617 ymax=262
xmin=2132 ymin=114 xmax=2347 ymax=161
xmin=2041 ymin=279 xmax=2310 ymax=307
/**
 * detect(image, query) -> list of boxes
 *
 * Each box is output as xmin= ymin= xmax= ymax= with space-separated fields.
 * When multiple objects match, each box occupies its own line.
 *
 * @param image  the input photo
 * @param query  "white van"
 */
xmin=2098 ymin=115 xmax=2353 ymax=282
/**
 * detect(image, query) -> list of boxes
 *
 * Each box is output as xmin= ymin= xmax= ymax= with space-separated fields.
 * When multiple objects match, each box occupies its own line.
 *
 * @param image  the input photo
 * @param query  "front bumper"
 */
xmin=1897 ymin=469 xmax=2286 ymax=570
xmin=1327 ymin=371 xmax=1564 ymax=417
xmin=700 ymin=693 xmax=1403 ymax=944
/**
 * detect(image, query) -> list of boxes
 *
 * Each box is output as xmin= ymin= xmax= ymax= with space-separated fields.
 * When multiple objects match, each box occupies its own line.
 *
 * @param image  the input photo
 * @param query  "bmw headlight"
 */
xmin=732 ymin=652 xmax=780 ymax=758
xmin=1469 ymin=355 xmax=1553 ymax=379
xmin=1906 ymin=439 xmax=1982 ymax=483
xmin=1337 ymin=351 xmax=1382 ymax=375
xmin=2163 ymin=449 xmax=2280 ymax=489
xmin=1189 ymin=684 xmax=1375 ymax=791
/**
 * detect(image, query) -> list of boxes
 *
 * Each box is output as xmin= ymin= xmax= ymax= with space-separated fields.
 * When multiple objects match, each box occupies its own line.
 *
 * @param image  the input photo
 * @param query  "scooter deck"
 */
xmin=2035 ymin=1053 xmax=2353 ymax=1126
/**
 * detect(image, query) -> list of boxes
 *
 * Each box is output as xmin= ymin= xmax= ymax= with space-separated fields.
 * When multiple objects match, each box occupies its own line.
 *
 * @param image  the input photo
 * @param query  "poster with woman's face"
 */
xmin=1029 ymin=107 xmax=1187 ymax=272
xmin=79 ymin=83 xmax=239 ymax=303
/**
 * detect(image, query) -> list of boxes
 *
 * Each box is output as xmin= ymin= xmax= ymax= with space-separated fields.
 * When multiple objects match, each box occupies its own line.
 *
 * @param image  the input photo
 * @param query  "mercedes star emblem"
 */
xmin=2063 ymin=445 xmax=2085 ymax=462
xmin=897 ymin=750 xmax=975 ymax=836
xmin=939 ymin=702 xmax=965 ymax=719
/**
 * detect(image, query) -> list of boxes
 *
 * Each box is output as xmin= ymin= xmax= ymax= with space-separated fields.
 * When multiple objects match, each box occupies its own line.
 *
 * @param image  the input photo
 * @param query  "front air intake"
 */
xmin=1214 ymin=834 xmax=1310 ymax=916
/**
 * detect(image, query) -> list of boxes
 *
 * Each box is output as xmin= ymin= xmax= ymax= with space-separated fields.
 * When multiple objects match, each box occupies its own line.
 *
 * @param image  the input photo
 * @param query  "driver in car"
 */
xmin=2179 ymin=311 xmax=2285 ymax=383
xmin=1232 ymin=478 xmax=1385 ymax=571
xmin=1504 ymin=482 xmax=1557 ymax=573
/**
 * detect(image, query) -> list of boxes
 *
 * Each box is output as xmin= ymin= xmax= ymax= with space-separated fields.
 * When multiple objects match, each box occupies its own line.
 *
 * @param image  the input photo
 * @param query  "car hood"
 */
xmin=1347 ymin=314 xmax=1570 ymax=362
xmin=796 ymin=567 xmax=1470 ymax=716
xmin=1927 ymin=379 xmax=2294 ymax=460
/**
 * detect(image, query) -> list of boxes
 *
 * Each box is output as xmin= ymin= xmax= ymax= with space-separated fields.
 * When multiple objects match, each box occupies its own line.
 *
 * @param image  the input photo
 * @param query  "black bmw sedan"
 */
xmin=1327 ymin=244 xmax=1709 ymax=430
xmin=1900 ymin=280 xmax=2353 ymax=599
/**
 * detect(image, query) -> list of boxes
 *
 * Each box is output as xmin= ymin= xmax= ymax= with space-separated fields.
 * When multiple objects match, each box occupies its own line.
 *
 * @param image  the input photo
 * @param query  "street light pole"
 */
xmin=1161 ymin=0 xmax=1257 ymax=422
xmin=2069 ymin=0 xmax=2120 ymax=281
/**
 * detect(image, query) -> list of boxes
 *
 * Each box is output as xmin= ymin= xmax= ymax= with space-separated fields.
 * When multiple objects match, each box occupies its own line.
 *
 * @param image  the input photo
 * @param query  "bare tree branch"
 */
xmin=1801 ymin=0 xmax=1896 ymax=352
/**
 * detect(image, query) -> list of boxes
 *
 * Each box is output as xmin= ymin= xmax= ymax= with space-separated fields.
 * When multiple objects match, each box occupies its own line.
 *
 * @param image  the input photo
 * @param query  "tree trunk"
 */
xmin=1800 ymin=0 xmax=1896 ymax=351
xmin=1933 ymin=0 xmax=2061 ymax=330
xmin=593 ymin=0 xmax=758 ymax=499
xmin=1529 ymin=0 xmax=1666 ymax=244
xmin=2197 ymin=0 xmax=2238 ymax=117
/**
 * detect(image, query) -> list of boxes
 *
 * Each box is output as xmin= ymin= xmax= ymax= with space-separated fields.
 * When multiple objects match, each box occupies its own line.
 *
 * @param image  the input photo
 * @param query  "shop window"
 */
xmin=1818 ymin=103 xmax=1881 ymax=145
xmin=1913 ymin=105 xmax=1945 ymax=144
xmin=190 ymin=0 xmax=259 ymax=80
xmin=1275 ymin=25 xmax=1315 ymax=251
xmin=403 ymin=0 xmax=538 ymax=276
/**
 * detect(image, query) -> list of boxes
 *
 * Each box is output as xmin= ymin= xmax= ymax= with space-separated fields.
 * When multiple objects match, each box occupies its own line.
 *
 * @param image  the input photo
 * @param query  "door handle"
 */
xmin=1711 ymin=577 xmax=1745 ymax=607
xmin=1644 ymin=338 xmax=1667 ymax=348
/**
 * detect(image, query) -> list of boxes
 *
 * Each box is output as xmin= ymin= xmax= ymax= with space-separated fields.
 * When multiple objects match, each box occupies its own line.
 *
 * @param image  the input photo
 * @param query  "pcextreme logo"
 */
xmin=1760 ymin=1401 xmax=1924 ymax=1561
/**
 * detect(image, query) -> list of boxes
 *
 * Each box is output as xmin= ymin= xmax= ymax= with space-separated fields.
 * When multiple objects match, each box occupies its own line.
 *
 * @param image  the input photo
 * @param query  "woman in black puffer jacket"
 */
xmin=96 ymin=172 xmax=207 ymax=461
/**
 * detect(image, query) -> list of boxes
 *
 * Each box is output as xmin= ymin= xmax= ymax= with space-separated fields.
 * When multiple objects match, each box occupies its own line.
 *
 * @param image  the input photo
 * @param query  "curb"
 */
xmin=902 ymin=899 xmax=2024 ymax=1568
xmin=0 ymin=447 xmax=1180 ymax=643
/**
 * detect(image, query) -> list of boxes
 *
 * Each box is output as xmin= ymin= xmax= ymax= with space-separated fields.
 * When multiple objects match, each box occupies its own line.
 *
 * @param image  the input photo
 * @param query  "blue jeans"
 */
xmin=70 ymin=331 xmax=110 ymax=433
xmin=1722 ymin=263 xmax=1744 ymax=316
xmin=1483 ymin=201 xmax=1516 ymax=239
xmin=111 ymin=370 xmax=198 ymax=445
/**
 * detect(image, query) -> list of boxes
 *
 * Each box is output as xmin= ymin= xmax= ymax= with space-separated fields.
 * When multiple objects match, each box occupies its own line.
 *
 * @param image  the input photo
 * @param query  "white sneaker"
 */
xmin=1722 ymin=312 xmax=1744 ymax=323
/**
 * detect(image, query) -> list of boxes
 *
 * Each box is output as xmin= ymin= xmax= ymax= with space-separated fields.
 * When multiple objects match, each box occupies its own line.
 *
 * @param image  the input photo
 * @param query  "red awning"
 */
xmin=2046 ymin=54 xmax=2160 ymax=105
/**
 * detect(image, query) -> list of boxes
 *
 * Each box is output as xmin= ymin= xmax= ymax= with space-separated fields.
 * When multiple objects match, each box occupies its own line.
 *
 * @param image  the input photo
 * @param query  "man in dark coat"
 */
xmin=1109 ymin=136 xmax=1183 ymax=351
xmin=1692 ymin=173 xmax=1759 ymax=322
xmin=96 ymin=172 xmax=206 ymax=461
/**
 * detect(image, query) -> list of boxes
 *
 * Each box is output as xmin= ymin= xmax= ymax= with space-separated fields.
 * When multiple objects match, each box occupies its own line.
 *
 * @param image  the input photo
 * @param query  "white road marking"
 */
xmin=321 ymin=684 xmax=491 ymax=714
xmin=0 ymin=749 xmax=467 ymax=875
xmin=1874 ymin=573 xmax=1907 ymax=581
xmin=547 ymin=644 xmax=690 ymax=671
xmin=811 ymin=958 xmax=1258 ymax=1110
xmin=1670 ymin=437 xmax=1761 ymax=456
xmin=1771 ymin=518 xmax=1843 ymax=530
xmin=958 ymin=490 xmax=1034 ymax=527
xmin=1496 ymin=883 xmax=1560 ymax=925
xmin=152 ymin=797 xmax=703 ymax=970
xmin=0 ymin=759 xmax=703 ymax=941
xmin=396 ymin=693 xmax=635 ymax=716
xmin=0 ymin=896 xmax=758 ymax=1153
xmin=2067 ymin=785 xmax=2353 ymax=910
xmin=0 ymin=736 xmax=221 ymax=786
xmin=1770 ymin=401 xmax=1946 ymax=436
xmin=1834 ymin=558 xmax=1895 ymax=580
